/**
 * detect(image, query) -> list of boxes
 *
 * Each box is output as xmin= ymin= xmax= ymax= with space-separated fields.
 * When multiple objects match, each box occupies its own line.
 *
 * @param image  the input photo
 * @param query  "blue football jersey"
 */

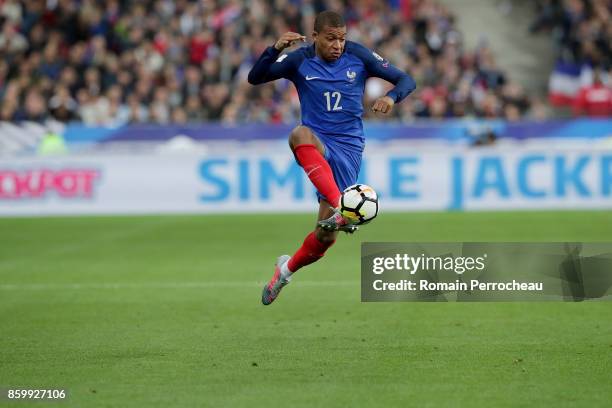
xmin=248 ymin=41 xmax=416 ymax=151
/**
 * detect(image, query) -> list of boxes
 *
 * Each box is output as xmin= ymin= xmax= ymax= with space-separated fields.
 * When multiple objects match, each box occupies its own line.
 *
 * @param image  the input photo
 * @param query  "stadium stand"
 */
xmin=0 ymin=0 xmax=541 ymax=126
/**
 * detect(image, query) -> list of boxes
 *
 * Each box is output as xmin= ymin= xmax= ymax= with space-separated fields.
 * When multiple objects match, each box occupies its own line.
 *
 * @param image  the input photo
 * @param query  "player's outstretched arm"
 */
xmin=369 ymin=62 xmax=416 ymax=115
xmin=381 ymin=70 xmax=416 ymax=112
xmin=247 ymin=32 xmax=306 ymax=85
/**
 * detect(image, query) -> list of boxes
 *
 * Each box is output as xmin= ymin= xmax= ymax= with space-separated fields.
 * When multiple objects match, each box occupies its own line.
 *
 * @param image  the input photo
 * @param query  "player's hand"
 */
xmin=371 ymin=96 xmax=395 ymax=115
xmin=274 ymin=32 xmax=306 ymax=51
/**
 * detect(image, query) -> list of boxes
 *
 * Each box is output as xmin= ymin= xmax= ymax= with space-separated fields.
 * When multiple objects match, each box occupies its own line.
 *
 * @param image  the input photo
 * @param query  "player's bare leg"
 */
xmin=288 ymin=125 xmax=326 ymax=155
xmin=315 ymin=200 xmax=341 ymax=242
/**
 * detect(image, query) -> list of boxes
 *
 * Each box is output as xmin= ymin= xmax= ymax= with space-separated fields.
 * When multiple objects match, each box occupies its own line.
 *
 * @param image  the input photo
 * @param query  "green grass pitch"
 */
xmin=1 ymin=211 xmax=611 ymax=407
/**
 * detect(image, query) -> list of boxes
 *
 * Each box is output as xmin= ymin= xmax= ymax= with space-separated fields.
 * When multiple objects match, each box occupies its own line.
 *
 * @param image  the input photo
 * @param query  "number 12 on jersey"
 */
xmin=324 ymin=91 xmax=342 ymax=111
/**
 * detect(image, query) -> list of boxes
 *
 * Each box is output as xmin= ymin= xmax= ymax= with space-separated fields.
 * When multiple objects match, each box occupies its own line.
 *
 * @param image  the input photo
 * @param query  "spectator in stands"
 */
xmin=14 ymin=88 xmax=48 ymax=122
xmin=49 ymin=86 xmax=79 ymax=122
xmin=573 ymin=69 xmax=612 ymax=116
xmin=0 ymin=20 xmax=28 ymax=53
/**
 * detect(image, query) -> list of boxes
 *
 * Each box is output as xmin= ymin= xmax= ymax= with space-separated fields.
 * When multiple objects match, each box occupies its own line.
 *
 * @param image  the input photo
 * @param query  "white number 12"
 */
xmin=324 ymin=91 xmax=342 ymax=111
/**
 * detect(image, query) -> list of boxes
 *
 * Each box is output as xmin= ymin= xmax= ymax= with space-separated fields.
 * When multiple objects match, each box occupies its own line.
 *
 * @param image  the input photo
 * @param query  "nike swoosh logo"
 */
xmin=305 ymin=75 xmax=320 ymax=81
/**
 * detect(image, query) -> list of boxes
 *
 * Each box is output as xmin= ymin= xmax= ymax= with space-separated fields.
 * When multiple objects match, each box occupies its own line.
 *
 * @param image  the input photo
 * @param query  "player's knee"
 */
xmin=289 ymin=125 xmax=315 ymax=148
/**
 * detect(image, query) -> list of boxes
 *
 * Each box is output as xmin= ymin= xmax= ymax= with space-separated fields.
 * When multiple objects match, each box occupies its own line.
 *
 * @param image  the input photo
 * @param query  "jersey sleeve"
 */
xmin=247 ymin=46 xmax=302 ymax=85
xmin=349 ymin=42 xmax=417 ymax=104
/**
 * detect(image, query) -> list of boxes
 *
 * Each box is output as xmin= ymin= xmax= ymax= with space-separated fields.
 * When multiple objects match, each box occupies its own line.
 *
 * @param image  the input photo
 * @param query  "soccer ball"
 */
xmin=339 ymin=184 xmax=379 ymax=225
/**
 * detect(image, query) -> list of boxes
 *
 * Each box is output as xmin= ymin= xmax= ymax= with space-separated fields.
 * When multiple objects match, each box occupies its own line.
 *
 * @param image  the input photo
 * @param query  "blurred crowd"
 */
xmin=0 ymin=0 xmax=547 ymax=125
xmin=531 ymin=0 xmax=611 ymax=116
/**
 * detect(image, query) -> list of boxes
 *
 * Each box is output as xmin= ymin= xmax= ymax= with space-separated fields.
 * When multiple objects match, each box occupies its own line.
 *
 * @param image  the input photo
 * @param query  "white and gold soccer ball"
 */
xmin=339 ymin=184 xmax=379 ymax=225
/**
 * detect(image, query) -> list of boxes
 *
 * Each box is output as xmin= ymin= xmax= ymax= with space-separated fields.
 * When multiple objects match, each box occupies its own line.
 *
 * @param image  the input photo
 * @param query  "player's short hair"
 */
xmin=314 ymin=11 xmax=345 ymax=32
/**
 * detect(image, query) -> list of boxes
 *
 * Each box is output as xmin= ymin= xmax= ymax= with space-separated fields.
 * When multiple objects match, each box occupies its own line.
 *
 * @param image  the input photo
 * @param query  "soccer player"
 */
xmin=248 ymin=11 xmax=416 ymax=305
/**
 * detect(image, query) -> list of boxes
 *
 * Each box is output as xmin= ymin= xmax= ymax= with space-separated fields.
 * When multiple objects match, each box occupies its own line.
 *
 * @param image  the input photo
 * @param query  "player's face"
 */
xmin=313 ymin=25 xmax=347 ymax=62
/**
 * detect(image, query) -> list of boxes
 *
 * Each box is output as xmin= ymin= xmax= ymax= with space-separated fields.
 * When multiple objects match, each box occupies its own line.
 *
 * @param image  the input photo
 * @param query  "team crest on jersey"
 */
xmin=346 ymin=69 xmax=357 ymax=82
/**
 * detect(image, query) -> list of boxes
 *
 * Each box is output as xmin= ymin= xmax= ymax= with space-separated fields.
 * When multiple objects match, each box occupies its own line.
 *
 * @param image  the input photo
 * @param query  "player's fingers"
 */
xmin=373 ymin=100 xmax=386 ymax=113
xmin=285 ymin=32 xmax=305 ymax=41
xmin=382 ymin=103 xmax=390 ymax=114
xmin=285 ymin=33 xmax=306 ymax=47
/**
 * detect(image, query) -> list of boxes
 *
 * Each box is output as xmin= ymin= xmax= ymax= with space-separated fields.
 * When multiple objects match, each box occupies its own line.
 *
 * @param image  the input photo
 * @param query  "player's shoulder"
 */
xmin=345 ymin=41 xmax=375 ymax=60
xmin=345 ymin=41 xmax=390 ymax=70
xmin=345 ymin=41 xmax=369 ymax=54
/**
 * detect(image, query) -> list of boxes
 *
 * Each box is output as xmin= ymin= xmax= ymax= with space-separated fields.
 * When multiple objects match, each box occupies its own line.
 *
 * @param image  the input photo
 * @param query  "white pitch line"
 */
xmin=0 ymin=281 xmax=360 ymax=291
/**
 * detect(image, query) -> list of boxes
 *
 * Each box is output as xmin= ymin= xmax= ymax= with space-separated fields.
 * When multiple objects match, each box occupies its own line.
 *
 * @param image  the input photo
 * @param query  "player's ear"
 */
xmin=312 ymin=31 xmax=318 ymax=41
